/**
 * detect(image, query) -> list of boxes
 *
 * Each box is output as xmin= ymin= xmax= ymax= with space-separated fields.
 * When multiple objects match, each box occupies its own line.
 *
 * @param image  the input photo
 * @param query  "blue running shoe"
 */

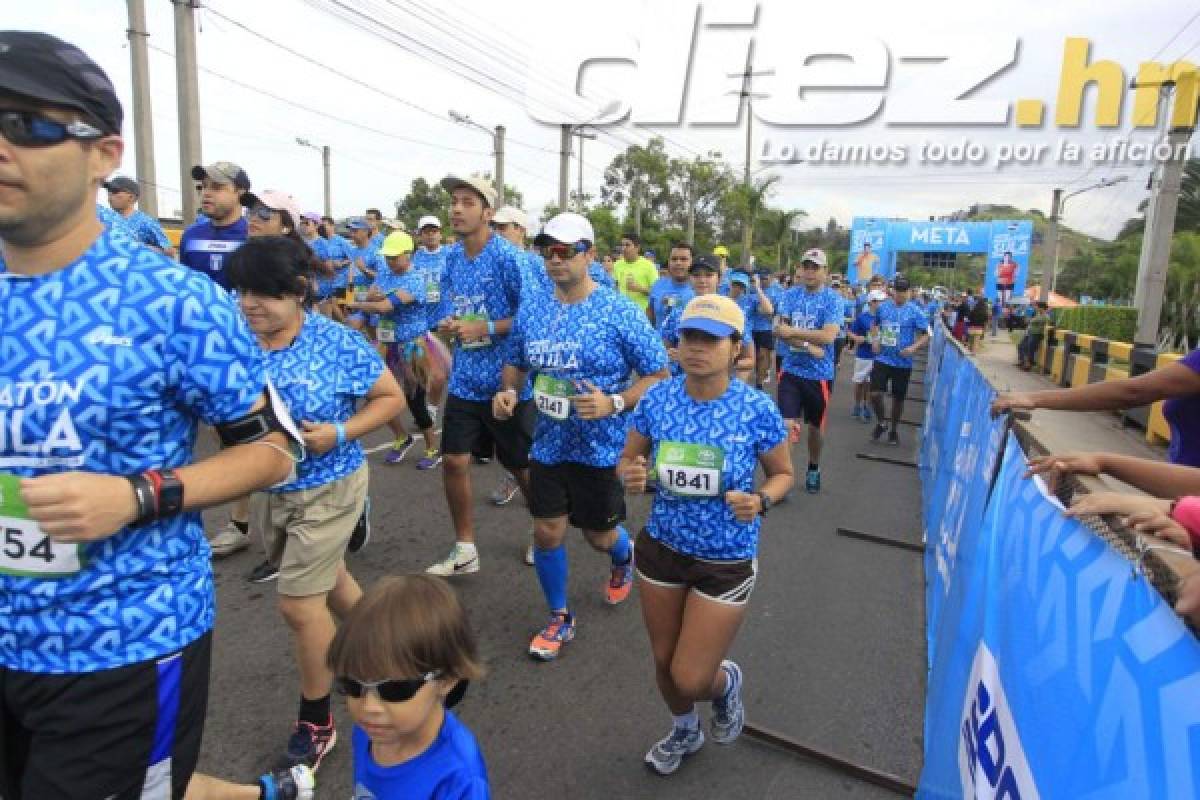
xmin=850 ymin=405 xmax=861 ymax=419
xmin=805 ymin=468 xmax=821 ymax=494
xmin=645 ymin=726 xmax=705 ymax=775
xmin=710 ymin=660 xmax=745 ymax=744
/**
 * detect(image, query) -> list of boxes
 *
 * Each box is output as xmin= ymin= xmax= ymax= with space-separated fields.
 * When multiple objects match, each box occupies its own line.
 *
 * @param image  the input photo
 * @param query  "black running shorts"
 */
xmin=870 ymin=362 xmax=913 ymax=400
xmin=0 ymin=632 xmax=212 ymax=800
xmin=441 ymin=394 xmax=534 ymax=469
xmin=529 ymin=460 xmax=626 ymax=532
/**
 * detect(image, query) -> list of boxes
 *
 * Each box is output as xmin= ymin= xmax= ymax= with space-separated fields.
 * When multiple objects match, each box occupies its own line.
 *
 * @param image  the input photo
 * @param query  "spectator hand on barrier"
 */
xmin=1024 ymin=453 xmax=1102 ymax=492
xmin=991 ymin=391 xmax=1037 ymax=417
xmin=1064 ymin=490 xmax=1170 ymax=519
xmin=1122 ymin=509 xmax=1192 ymax=550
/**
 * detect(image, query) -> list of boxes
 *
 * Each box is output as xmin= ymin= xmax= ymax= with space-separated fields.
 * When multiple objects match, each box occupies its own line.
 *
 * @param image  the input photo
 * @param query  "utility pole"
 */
xmin=1133 ymin=78 xmax=1194 ymax=348
xmin=126 ymin=0 xmax=158 ymax=217
xmin=559 ymin=124 xmax=571 ymax=211
xmin=494 ymin=125 xmax=505 ymax=207
xmin=296 ymin=138 xmax=332 ymax=218
xmin=574 ymin=128 xmax=597 ymax=211
xmin=321 ymin=145 xmax=332 ymax=218
xmin=173 ymin=0 xmax=202 ymax=222
xmin=727 ymin=51 xmax=771 ymax=262
xmin=1039 ymin=189 xmax=1062 ymax=303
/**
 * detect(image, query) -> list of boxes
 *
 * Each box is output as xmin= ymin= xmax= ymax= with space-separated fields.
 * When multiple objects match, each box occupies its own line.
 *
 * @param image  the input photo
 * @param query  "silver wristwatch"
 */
xmin=610 ymin=394 xmax=626 ymax=414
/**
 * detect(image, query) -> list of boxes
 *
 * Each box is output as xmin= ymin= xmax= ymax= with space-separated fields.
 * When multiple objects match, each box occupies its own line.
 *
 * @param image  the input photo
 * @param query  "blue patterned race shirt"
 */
xmin=374 ymin=268 xmax=428 ymax=345
xmin=412 ymin=245 xmax=448 ymax=330
xmin=752 ymin=284 xmax=784 ymax=332
xmin=435 ymin=234 xmax=529 ymax=402
xmin=347 ymin=244 xmax=385 ymax=288
xmin=121 ymin=210 xmax=171 ymax=251
xmin=630 ymin=377 xmax=787 ymax=560
xmin=873 ymin=299 xmax=930 ymax=369
xmin=0 ymin=227 xmax=266 ymax=674
xmin=776 ymin=286 xmax=843 ymax=380
xmin=648 ymin=278 xmax=694 ymax=332
xmin=509 ymin=285 xmax=667 ymax=467
xmin=263 ymin=313 xmax=383 ymax=493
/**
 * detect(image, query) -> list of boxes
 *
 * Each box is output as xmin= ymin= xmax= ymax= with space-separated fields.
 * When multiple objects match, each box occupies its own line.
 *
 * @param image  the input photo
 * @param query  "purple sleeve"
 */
xmin=1182 ymin=349 xmax=1200 ymax=374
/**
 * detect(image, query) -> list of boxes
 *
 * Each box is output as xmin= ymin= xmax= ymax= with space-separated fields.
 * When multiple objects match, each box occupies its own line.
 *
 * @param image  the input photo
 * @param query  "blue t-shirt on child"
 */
xmin=352 ymin=710 xmax=489 ymax=799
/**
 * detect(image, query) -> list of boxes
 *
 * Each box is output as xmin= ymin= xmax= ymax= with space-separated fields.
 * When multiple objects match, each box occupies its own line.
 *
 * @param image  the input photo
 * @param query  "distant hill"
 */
xmin=961 ymin=204 xmax=1109 ymax=271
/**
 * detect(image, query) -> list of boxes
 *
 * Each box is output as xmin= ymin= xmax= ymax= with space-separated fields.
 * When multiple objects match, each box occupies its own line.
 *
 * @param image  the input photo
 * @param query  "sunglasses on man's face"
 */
xmin=541 ymin=241 xmax=588 ymax=261
xmin=335 ymin=672 xmax=440 ymax=704
xmin=0 ymin=109 xmax=104 ymax=148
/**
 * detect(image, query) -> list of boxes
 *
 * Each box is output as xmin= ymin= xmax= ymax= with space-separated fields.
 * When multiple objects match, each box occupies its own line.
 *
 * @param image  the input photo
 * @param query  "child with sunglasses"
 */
xmin=328 ymin=575 xmax=489 ymax=799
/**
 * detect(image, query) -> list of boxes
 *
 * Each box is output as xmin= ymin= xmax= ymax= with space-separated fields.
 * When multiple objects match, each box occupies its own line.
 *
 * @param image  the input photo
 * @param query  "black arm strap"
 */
xmin=214 ymin=392 xmax=289 ymax=447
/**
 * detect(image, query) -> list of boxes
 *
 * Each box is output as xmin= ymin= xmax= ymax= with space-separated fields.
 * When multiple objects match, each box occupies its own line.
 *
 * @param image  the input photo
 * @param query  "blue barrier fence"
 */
xmin=917 ymin=325 xmax=1200 ymax=799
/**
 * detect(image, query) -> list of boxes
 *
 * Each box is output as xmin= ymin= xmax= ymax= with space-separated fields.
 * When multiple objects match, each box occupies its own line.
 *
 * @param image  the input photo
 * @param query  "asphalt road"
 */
xmin=196 ymin=358 xmax=928 ymax=799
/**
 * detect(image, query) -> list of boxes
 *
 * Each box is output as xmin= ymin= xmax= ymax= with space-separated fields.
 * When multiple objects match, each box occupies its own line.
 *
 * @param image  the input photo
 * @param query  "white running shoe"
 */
xmin=209 ymin=522 xmax=250 ymax=558
xmin=425 ymin=543 xmax=480 ymax=576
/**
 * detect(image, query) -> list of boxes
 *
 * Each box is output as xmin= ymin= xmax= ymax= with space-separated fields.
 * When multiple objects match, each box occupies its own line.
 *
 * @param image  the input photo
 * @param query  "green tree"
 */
xmin=724 ymin=174 xmax=780 ymax=265
xmin=600 ymin=137 xmax=672 ymax=237
xmin=757 ymin=208 xmax=807 ymax=269
xmin=395 ymin=177 xmax=450 ymax=231
xmin=667 ymin=152 xmax=735 ymax=245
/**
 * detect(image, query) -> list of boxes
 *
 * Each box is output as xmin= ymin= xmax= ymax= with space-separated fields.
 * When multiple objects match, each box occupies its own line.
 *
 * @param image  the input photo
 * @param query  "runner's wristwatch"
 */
xmin=756 ymin=490 xmax=772 ymax=516
xmin=609 ymin=394 xmax=625 ymax=414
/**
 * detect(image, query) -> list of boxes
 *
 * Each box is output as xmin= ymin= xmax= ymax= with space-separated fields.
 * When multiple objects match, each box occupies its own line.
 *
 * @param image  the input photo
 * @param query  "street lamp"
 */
xmin=448 ymin=112 xmax=506 ymax=207
xmin=1047 ymin=174 xmax=1129 ymax=297
xmin=296 ymin=137 xmax=331 ymax=218
xmin=559 ymin=100 xmax=623 ymax=211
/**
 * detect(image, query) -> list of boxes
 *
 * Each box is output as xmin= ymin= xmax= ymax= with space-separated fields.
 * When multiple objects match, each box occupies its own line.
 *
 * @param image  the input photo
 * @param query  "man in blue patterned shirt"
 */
xmin=495 ymin=212 xmax=668 ymax=661
xmin=0 ymin=33 xmax=293 ymax=800
xmin=773 ymin=248 xmax=843 ymax=494
xmin=103 ymin=175 xmax=173 ymax=256
xmin=869 ymin=273 xmax=930 ymax=446
xmin=426 ymin=174 xmax=533 ymax=576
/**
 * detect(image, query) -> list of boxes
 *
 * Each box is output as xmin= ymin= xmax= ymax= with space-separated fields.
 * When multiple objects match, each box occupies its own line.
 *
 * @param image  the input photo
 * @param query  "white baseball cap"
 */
xmin=241 ymin=189 xmax=304 ymax=230
xmin=533 ymin=212 xmax=595 ymax=246
xmin=801 ymin=248 xmax=828 ymax=267
xmin=868 ymin=289 xmax=888 ymax=302
xmin=492 ymin=206 xmax=529 ymax=229
xmin=440 ymin=173 xmax=498 ymax=208
xmin=417 ymin=215 xmax=442 ymax=230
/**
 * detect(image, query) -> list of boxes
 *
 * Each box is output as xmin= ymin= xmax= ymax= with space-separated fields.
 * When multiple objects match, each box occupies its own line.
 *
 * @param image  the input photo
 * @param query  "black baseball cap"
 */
xmin=0 ymin=32 xmax=122 ymax=134
xmin=690 ymin=254 xmax=720 ymax=273
xmin=103 ymin=175 xmax=139 ymax=196
xmin=893 ymin=274 xmax=911 ymax=291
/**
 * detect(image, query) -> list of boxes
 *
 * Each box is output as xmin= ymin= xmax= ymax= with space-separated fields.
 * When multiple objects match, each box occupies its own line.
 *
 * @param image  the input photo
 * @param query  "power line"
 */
xmin=146 ymin=43 xmax=488 ymax=155
xmin=1147 ymin=9 xmax=1200 ymax=64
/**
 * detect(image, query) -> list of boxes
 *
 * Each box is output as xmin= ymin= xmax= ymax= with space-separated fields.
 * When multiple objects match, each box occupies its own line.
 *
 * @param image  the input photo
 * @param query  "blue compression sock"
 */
xmin=533 ymin=543 xmax=569 ymax=613
xmin=608 ymin=525 xmax=632 ymax=566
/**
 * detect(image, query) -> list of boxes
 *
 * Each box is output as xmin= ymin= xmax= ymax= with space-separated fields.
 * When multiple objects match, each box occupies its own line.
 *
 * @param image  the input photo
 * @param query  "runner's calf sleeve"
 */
xmin=609 ymin=525 xmax=632 ymax=566
xmin=533 ymin=543 xmax=569 ymax=613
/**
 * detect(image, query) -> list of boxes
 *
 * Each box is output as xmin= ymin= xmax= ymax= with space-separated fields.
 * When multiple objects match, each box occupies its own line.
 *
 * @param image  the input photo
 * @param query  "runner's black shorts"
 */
xmin=634 ymin=529 xmax=757 ymax=605
xmin=0 ymin=631 xmax=212 ymax=800
xmin=529 ymin=460 xmax=626 ymax=531
xmin=777 ymin=372 xmax=830 ymax=428
xmin=441 ymin=394 xmax=534 ymax=469
xmin=751 ymin=330 xmax=774 ymax=351
xmin=870 ymin=361 xmax=913 ymax=400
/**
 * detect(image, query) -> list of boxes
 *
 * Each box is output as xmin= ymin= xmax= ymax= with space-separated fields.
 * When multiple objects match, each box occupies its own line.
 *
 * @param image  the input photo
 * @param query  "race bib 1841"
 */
xmin=533 ymin=375 xmax=573 ymax=421
xmin=0 ymin=473 xmax=83 ymax=578
xmin=881 ymin=324 xmax=900 ymax=347
xmin=656 ymin=441 xmax=724 ymax=498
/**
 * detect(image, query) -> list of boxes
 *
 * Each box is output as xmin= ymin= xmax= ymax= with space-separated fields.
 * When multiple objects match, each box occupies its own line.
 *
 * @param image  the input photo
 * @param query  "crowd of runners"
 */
xmin=0 ymin=32 xmax=953 ymax=800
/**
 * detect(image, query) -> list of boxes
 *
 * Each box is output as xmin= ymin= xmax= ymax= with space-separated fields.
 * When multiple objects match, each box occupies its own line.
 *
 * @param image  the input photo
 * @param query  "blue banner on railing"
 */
xmin=918 ymin=327 xmax=1200 ymax=798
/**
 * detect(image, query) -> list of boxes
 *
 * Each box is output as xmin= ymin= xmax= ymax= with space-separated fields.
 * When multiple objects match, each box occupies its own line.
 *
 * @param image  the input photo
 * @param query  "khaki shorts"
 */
xmin=250 ymin=463 xmax=368 ymax=597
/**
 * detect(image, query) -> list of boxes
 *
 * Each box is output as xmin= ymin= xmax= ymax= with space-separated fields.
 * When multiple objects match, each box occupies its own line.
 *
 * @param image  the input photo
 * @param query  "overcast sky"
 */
xmin=10 ymin=0 xmax=1200 ymax=239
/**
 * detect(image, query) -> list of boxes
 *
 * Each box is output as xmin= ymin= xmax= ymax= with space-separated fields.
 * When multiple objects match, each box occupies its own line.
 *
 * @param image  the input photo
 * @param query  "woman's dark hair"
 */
xmin=226 ymin=235 xmax=315 ymax=306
